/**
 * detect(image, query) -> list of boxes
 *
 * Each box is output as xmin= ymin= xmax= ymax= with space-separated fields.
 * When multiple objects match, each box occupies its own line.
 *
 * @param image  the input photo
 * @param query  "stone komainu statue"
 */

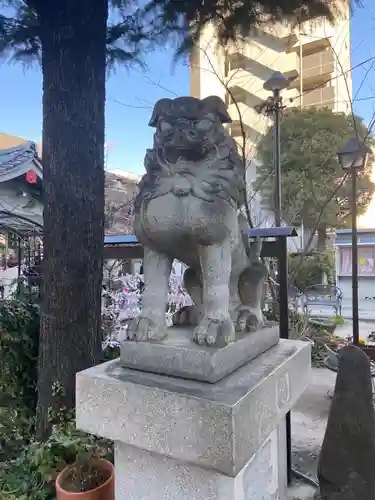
xmin=126 ymin=96 xmax=267 ymax=346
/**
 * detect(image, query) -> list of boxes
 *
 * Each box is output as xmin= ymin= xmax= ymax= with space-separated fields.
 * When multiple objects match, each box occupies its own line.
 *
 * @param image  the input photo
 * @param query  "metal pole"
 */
xmin=273 ymin=89 xmax=292 ymax=485
xmin=279 ymin=237 xmax=291 ymax=485
xmin=299 ymin=30 xmax=303 ymax=110
xmin=4 ymin=232 xmax=8 ymax=271
xmin=351 ymin=168 xmax=359 ymax=345
xmin=274 ymin=89 xmax=282 ymax=226
xmin=279 ymin=237 xmax=289 ymax=338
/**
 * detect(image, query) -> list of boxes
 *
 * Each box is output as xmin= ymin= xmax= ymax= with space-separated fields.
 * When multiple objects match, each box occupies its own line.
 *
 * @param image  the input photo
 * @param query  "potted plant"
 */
xmin=55 ymin=451 xmax=114 ymax=500
xmin=308 ymin=317 xmax=337 ymax=336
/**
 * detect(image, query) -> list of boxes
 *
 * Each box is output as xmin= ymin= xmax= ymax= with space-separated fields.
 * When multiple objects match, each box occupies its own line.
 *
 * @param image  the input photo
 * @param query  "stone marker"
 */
xmin=318 ymin=345 xmax=375 ymax=500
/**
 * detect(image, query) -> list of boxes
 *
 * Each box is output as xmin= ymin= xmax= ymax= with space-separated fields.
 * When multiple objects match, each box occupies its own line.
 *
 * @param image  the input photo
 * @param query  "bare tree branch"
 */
xmin=109 ymin=97 xmax=152 ymax=109
xmin=133 ymin=67 xmax=179 ymax=97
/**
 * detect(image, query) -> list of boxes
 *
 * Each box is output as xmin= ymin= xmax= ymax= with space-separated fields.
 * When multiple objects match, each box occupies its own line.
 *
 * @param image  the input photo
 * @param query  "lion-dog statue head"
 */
xmin=135 ymin=96 xmax=245 ymax=211
xmin=149 ymin=96 xmax=232 ymax=162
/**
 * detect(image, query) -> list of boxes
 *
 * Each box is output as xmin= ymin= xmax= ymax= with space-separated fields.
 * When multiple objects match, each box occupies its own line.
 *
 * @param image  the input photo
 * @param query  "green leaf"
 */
xmin=256 ymin=107 xmax=375 ymax=230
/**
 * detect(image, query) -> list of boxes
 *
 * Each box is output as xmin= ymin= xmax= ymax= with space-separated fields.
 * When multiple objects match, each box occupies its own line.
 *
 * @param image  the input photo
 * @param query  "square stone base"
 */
xmin=115 ymin=423 xmax=287 ymax=500
xmin=120 ymin=324 xmax=279 ymax=383
xmin=76 ymin=340 xmax=311 ymax=499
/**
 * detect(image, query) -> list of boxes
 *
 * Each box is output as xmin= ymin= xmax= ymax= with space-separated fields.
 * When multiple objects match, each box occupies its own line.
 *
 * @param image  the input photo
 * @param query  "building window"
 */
xmin=340 ymin=246 xmax=375 ymax=275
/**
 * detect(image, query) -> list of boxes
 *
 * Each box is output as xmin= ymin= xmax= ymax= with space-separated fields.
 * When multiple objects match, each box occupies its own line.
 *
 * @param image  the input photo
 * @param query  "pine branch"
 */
xmin=142 ymin=0 xmax=355 ymax=54
xmin=0 ymin=0 xmax=147 ymax=69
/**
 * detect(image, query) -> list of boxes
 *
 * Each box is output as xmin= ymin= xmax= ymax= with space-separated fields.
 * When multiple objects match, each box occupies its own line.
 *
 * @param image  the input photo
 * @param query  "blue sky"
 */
xmin=0 ymin=0 xmax=374 ymax=175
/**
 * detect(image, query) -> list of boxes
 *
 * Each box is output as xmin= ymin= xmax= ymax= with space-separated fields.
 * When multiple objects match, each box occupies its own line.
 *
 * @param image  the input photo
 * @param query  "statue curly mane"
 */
xmin=135 ymin=96 xmax=246 ymax=211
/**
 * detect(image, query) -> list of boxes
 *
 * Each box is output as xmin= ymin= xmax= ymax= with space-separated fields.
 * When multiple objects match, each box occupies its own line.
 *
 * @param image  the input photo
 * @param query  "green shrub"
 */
xmin=0 ymin=296 xmax=40 ymax=413
xmin=0 ymin=295 xmax=40 ymax=461
xmin=289 ymin=250 xmax=335 ymax=291
xmin=332 ymin=313 xmax=344 ymax=326
xmin=0 ymin=297 xmax=113 ymax=500
xmin=0 ymin=417 xmax=113 ymax=500
xmin=0 ymin=290 xmax=118 ymax=499
xmin=103 ymin=344 xmax=120 ymax=361
xmin=1 ymin=384 xmax=112 ymax=500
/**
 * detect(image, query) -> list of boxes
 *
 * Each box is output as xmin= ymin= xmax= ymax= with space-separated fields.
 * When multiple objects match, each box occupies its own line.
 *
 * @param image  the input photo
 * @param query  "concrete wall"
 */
xmin=190 ymin=23 xmax=226 ymax=102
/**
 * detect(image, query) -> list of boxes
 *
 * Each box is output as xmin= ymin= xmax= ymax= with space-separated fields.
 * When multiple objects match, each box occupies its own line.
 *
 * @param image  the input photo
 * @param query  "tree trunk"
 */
xmin=317 ymin=225 xmax=327 ymax=284
xmin=36 ymin=0 xmax=108 ymax=438
xmin=317 ymin=225 xmax=327 ymax=252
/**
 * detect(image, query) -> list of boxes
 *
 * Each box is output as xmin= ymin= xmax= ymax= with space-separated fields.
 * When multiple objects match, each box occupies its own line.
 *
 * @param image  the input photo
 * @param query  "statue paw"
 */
xmin=126 ymin=314 xmax=167 ymax=341
xmin=235 ymin=307 xmax=262 ymax=333
xmin=193 ymin=316 xmax=235 ymax=346
xmin=172 ymin=305 xmax=200 ymax=326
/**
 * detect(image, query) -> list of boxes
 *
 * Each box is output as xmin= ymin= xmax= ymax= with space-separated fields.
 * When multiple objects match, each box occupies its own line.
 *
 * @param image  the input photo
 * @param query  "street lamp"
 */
xmin=337 ymin=137 xmax=370 ymax=345
xmin=262 ymin=70 xmax=290 ymax=339
xmin=263 ymin=71 xmax=290 ymax=227
xmin=263 ymin=71 xmax=291 ymax=485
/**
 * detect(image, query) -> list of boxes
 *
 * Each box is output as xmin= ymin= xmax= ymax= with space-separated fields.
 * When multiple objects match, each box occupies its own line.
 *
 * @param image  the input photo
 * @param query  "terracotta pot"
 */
xmin=56 ymin=459 xmax=114 ymax=500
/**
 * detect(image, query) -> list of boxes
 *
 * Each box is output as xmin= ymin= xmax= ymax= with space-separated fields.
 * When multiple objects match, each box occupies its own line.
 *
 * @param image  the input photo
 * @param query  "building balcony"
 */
xmin=227 ymin=86 xmax=264 ymax=109
xmin=289 ymin=48 xmax=334 ymax=89
xmin=287 ymin=36 xmax=331 ymax=55
xmin=228 ymin=120 xmax=263 ymax=140
xmin=226 ymin=51 xmax=300 ymax=87
xmin=228 ymin=101 xmax=258 ymax=124
xmin=303 ymin=49 xmax=334 ymax=78
xmin=302 ymin=85 xmax=335 ymax=109
xmin=283 ymin=52 xmax=300 ymax=80
xmin=227 ymin=86 xmax=300 ymax=116
xmin=249 ymin=26 xmax=299 ymax=53
xmin=279 ymin=32 xmax=299 ymax=48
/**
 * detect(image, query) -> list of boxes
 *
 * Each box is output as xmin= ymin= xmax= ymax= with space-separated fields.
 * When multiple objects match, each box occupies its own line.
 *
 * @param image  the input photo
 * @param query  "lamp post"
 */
xmin=263 ymin=71 xmax=291 ymax=484
xmin=263 ymin=71 xmax=290 ymax=227
xmin=337 ymin=137 xmax=370 ymax=345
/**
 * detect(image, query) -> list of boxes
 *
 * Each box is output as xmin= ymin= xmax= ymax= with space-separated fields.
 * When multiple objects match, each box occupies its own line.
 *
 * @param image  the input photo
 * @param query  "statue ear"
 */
xmin=202 ymin=96 xmax=232 ymax=124
xmin=149 ymin=98 xmax=172 ymax=127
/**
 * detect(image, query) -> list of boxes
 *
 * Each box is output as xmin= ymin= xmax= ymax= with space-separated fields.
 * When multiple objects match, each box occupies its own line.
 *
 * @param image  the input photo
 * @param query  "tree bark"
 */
xmin=317 ymin=225 xmax=327 ymax=252
xmin=36 ymin=0 xmax=108 ymax=438
xmin=317 ymin=225 xmax=327 ymax=283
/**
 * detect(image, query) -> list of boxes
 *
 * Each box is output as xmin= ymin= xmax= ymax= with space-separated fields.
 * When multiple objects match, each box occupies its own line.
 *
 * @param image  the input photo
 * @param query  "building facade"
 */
xmin=335 ymin=229 xmax=375 ymax=320
xmin=190 ymin=6 xmax=352 ymax=229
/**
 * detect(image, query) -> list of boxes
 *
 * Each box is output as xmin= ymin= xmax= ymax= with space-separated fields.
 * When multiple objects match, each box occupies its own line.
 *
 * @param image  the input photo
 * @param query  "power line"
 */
xmin=288 ymin=56 xmax=375 ymax=104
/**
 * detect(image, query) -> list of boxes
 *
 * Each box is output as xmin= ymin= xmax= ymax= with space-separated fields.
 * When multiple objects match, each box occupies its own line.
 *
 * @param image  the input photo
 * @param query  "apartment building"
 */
xmin=190 ymin=5 xmax=352 ymax=231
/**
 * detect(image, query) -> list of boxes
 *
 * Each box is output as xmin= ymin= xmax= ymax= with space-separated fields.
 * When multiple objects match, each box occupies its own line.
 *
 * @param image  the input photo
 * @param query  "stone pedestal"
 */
xmin=76 ymin=340 xmax=311 ymax=500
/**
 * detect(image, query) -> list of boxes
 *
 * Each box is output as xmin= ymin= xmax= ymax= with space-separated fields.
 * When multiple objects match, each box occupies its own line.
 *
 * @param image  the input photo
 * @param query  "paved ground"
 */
xmin=287 ymin=368 xmax=336 ymax=499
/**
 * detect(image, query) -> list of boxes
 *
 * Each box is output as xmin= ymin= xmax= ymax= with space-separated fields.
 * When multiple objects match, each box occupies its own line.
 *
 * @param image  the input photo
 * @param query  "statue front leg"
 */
xmin=193 ymin=240 xmax=235 ymax=346
xmin=126 ymin=247 xmax=172 ymax=341
xmin=236 ymin=262 xmax=268 ymax=333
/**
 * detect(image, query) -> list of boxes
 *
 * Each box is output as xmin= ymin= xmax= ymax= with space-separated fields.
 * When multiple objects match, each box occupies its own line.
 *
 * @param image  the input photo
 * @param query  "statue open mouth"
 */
xmin=164 ymin=147 xmax=205 ymax=163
